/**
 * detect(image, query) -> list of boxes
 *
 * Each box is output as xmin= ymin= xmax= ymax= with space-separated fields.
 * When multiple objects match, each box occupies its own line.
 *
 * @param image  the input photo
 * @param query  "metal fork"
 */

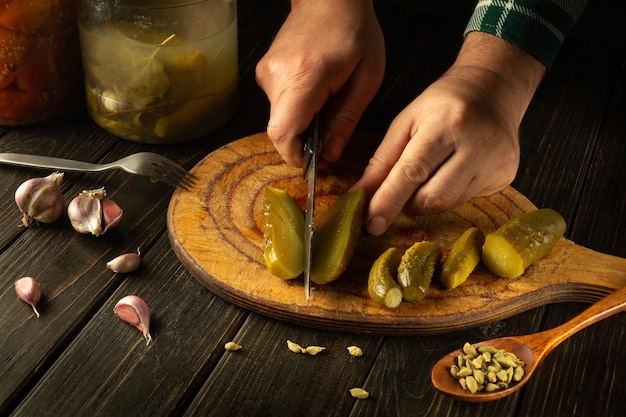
xmin=0 ymin=152 xmax=198 ymax=190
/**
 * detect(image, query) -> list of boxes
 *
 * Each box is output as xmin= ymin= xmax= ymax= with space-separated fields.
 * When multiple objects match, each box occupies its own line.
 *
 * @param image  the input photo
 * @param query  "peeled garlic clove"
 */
xmin=107 ymin=249 xmax=141 ymax=273
xmin=15 ymin=172 xmax=64 ymax=227
xmin=114 ymin=295 xmax=152 ymax=345
xmin=67 ymin=187 xmax=123 ymax=236
xmin=15 ymin=277 xmax=42 ymax=318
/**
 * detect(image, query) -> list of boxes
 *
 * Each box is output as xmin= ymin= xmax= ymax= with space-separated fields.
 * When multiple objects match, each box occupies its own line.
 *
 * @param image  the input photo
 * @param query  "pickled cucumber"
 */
xmin=368 ymin=247 xmax=403 ymax=309
xmin=482 ymin=208 xmax=566 ymax=278
xmin=262 ymin=186 xmax=304 ymax=279
xmin=397 ymin=241 xmax=442 ymax=301
xmin=440 ymin=227 xmax=485 ymax=289
xmin=311 ymin=189 xmax=366 ymax=284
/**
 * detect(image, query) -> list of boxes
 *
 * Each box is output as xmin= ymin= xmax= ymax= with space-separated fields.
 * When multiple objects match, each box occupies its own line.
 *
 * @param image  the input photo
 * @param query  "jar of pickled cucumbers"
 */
xmin=75 ymin=0 xmax=239 ymax=144
xmin=0 ymin=0 xmax=83 ymax=126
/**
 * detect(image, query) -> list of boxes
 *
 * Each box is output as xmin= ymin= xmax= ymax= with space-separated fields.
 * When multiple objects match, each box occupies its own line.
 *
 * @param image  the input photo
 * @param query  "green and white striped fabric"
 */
xmin=465 ymin=0 xmax=589 ymax=68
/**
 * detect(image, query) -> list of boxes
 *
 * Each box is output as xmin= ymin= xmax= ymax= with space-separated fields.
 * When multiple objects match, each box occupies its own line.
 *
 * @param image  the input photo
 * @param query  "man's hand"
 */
xmin=353 ymin=32 xmax=546 ymax=235
xmin=255 ymin=0 xmax=385 ymax=167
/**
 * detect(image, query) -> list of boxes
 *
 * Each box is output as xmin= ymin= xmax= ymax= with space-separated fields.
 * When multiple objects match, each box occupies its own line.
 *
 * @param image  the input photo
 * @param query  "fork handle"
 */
xmin=0 ymin=153 xmax=101 ymax=172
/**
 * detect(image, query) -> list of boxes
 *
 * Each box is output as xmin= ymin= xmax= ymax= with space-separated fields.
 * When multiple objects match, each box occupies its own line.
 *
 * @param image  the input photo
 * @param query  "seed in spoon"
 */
xmin=449 ymin=342 xmax=525 ymax=393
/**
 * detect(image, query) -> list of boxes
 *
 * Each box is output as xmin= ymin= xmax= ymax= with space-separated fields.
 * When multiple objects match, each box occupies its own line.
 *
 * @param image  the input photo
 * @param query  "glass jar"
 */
xmin=75 ymin=0 xmax=239 ymax=144
xmin=0 ymin=0 xmax=83 ymax=126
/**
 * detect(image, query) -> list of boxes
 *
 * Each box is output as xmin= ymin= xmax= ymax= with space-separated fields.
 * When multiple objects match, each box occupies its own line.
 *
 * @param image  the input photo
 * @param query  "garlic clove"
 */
xmin=15 ymin=172 xmax=65 ymax=227
xmin=107 ymin=249 xmax=141 ymax=273
xmin=114 ymin=295 xmax=152 ymax=345
xmin=68 ymin=192 xmax=103 ymax=235
xmin=15 ymin=277 xmax=42 ymax=318
xmin=101 ymin=199 xmax=123 ymax=234
xmin=67 ymin=187 xmax=123 ymax=236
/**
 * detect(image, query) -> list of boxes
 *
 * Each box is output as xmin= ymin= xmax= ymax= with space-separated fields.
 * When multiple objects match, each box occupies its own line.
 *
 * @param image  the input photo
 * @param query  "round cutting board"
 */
xmin=167 ymin=132 xmax=626 ymax=335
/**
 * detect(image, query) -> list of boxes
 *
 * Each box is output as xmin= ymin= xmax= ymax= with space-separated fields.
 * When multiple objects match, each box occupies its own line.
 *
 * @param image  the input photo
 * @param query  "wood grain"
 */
xmin=167 ymin=132 xmax=626 ymax=335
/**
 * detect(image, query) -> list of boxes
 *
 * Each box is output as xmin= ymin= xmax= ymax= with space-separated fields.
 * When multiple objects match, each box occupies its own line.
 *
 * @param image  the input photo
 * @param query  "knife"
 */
xmin=302 ymin=114 xmax=321 ymax=300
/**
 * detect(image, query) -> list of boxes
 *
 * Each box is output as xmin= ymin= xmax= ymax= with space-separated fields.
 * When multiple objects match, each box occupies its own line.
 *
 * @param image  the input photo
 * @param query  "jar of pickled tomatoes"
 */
xmin=0 ymin=0 xmax=83 ymax=125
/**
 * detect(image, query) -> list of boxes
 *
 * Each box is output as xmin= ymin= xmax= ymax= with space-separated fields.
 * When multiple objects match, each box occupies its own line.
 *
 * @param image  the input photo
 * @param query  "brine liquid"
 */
xmin=79 ymin=18 xmax=238 ymax=143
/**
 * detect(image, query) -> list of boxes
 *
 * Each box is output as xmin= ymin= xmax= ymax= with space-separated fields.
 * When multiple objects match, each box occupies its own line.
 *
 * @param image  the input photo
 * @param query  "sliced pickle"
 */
xmin=262 ymin=186 xmax=304 ymax=279
xmin=440 ymin=227 xmax=485 ymax=289
xmin=482 ymin=208 xmax=566 ymax=278
xmin=368 ymin=247 xmax=403 ymax=309
xmin=310 ymin=189 xmax=366 ymax=284
xmin=397 ymin=241 xmax=442 ymax=301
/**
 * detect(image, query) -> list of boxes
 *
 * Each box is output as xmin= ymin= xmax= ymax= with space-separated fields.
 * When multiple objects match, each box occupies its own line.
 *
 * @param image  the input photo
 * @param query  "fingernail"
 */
xmin=367 ymin=215 xmax=388 ymax=236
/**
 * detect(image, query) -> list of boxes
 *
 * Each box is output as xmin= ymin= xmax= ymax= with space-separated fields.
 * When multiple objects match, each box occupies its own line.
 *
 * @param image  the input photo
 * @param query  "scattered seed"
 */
xmin=224 ymin=341 xmax=242 ymax=351
xmin=349 ymin=388 xmax=369 ymax=399
xmin=287 ymin=340 xmax=305 ymax=353
xmin=347 ymin=345 xmax=363 ymax=357
xmin=304 ymin=346 xmax=326 ymax=355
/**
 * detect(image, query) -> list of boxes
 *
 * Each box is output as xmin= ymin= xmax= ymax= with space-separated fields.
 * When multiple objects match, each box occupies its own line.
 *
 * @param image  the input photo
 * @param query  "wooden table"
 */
xmin=1 ymin=1 xmax=624 ymax=416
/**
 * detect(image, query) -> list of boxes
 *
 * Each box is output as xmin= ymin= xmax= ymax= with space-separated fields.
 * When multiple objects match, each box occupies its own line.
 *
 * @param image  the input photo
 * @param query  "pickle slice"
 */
xmin=397 ymin=241 xmax=442 ymax=301
xmin=368 ymin=247 xmax=403 ymax=309
xmin=440 ymin=227 xmax=485 ymax=289
xmin=482 ymin=208 xmax=566 ymax=278
xmin=262 ymin=186 xmax=304 ymax=279
xmin=311 ymin=189 xmax=366 ymax=284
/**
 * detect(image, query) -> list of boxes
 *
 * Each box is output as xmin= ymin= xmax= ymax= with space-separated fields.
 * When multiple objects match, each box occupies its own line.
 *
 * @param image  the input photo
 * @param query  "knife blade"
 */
xmin=302 ymin=114 xmax=321 ymax=300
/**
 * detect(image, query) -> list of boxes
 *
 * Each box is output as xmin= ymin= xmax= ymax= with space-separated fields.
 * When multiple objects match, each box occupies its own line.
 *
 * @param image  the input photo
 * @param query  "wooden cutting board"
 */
xmin=167 ymin=132 xmax=626 ymax=335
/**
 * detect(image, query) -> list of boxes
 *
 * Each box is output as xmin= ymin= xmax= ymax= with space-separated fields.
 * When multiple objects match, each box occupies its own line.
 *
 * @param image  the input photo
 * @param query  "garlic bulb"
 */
xmin=15 ymin=277 xmax=42 ymax=318
xmin=114 ymin=295 xmax=152 ymax=345
xmin=107 ymin=249 xmax=141 ymax=273
xmin=67 ymin=187 xmax=123 ymax=236
xmin=14 ymin=172 xmax=64 ymax=227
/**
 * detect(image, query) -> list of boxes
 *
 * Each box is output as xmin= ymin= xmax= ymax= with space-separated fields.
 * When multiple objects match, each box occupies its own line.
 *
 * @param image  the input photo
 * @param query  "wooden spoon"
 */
xmin=431 ymin=285 xmax=626 ymax=402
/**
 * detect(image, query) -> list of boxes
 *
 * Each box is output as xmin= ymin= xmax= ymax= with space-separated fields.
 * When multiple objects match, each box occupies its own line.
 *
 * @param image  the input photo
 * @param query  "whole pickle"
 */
xmin=482 ymin=208 xmax=566 ymax=278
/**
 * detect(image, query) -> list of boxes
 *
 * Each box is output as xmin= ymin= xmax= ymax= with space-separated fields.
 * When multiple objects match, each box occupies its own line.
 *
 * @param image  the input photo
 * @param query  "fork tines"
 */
xmin=151 ymin=161 xmax=198 ymax=190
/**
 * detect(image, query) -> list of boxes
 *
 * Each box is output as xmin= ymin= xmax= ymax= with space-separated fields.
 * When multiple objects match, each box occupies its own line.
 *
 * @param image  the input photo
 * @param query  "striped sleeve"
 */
xmin=464 ymin=0 xmax=590 ymax=68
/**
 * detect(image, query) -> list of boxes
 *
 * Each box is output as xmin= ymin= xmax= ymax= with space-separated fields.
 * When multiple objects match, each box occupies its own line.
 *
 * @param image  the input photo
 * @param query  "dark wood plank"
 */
xmin=9 ymin=234 xmax=248 ymax=417
xmin=184 ymin=314 xmax=383 ymax=417
xmin=0 ymin=175 xmax=177 ymax=414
